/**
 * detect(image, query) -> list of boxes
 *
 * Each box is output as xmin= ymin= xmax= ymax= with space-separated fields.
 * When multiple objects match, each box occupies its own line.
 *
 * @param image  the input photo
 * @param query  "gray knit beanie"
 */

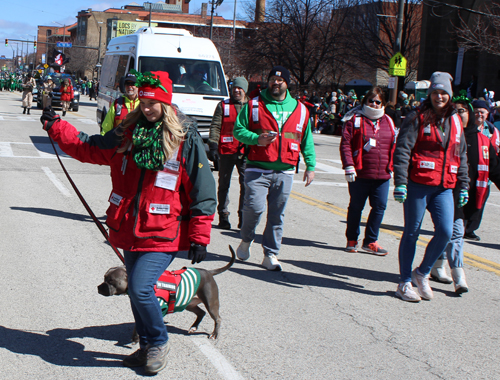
xmin=428 ymin=72 xmax=453 ymax=98
xmin=232 ymin=77 xmax=248 ymax=93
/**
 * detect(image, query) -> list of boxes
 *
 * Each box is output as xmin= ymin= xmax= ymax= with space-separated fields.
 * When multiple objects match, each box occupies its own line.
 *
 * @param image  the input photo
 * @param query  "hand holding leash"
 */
xmin=40 ymin=106 xmax=60 ymax=131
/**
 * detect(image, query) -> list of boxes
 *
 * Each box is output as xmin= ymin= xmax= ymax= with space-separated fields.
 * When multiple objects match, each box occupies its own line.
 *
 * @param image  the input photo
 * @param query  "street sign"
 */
xmin=56 ymin=42 xmax=72 ymax=48
xmin=388 ymin=77 xmax=396 ymax=89
xmin=388 ymin=52 xmax=407 ymax=77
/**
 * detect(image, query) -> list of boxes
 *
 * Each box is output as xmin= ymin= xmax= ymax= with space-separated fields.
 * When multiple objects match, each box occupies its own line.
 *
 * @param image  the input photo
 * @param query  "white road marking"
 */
xmin=313 ymin=162 xmax=344 ymax=174
xmin=42 ymin=167 xmax=71 ymax=197
xmin=191 ymin=337 xmax=245 ymax=380
xmin=0 ymin=142 xmax=14 ymax=157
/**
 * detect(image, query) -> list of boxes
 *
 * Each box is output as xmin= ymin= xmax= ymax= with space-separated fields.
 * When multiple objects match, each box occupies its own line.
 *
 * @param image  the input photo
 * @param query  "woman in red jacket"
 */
xmin=340 ymin=86 xmax=396 ymax=256
xmin=59 ymin=78 xmax=73 ymax=117
xmin=41 ymin=71 xmax=216 ymax=375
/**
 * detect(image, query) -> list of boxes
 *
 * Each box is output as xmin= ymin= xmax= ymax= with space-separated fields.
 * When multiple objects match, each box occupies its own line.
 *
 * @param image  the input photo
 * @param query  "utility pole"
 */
xmin=210 ymin=0 xmax=215 ymax=40
xmin=389 ymin=0 xmax=405 ymax=105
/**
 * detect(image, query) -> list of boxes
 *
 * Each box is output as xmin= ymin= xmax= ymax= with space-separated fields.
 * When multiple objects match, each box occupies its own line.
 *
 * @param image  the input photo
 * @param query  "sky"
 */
xmin=0 ymin=0 xmax=249 ymax=61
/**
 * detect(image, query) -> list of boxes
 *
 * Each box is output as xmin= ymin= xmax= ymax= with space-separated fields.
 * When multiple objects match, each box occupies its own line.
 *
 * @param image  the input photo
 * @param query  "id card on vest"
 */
xmin=155 ymin=148 xmax=180 ymax=191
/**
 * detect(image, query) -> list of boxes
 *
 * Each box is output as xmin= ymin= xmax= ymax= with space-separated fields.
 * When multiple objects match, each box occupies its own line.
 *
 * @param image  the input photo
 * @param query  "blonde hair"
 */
xmin=117 ymin=102 xmax=186 ymax=161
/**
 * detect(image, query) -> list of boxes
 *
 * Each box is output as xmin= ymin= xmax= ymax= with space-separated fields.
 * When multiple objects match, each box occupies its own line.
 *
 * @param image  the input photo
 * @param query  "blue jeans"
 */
xmin=240 ymin=169 xmax=294 ymax=256
xmin=437 ymin=218 xmax=464 ymax=268
xmin=346 ymin=178 xmax=389 ymax=245
xmin=398 ymin=181 xmax=454 ymax=283
xmin=124 ymin=250 xmax=176 ymax=348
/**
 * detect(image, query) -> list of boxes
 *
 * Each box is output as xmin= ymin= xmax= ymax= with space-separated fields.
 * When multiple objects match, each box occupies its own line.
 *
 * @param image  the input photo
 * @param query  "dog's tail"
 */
xmin=208 ymin=245 xmax=236 ymax=276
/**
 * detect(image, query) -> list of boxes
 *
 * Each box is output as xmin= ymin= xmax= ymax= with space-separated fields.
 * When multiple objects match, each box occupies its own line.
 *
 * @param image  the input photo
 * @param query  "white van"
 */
xmin=97 ymin=27 xmax=229 ymax=139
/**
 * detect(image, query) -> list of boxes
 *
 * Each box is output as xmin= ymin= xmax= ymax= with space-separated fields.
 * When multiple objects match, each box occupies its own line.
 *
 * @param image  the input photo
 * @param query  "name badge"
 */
xmin=224 ymin=104 xmax=230 ymax=117
xmin=222 ymin=136 xmax=233 ymax=143
xmin=423 ymin=125 xmax=431 ymax=135
xmin=164 ymin=148 xmax=180 ymax=172
xmin=116 ymin=104 xmax=122 ymax=116
xmin=149 ymin=203 xmax=170 ymax=214
xmin=290 ymin=142 xmax=299 ymax=151
xmin=109 ymin=192 xmax=123 ymax=206
xmin=449 ymin=165 xmax=458 ymax=174
xmin=155 ymin=171 xmax=179 ymax=191
xmin=419 ymin=161 xmax=435 ymax=170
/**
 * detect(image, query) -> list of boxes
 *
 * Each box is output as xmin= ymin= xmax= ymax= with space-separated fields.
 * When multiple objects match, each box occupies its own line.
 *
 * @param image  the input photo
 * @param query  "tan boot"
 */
xmin=451 ymin=267 xmax=469 ymax=294
xmin=430 ymin=259 xmax=453 ymax=284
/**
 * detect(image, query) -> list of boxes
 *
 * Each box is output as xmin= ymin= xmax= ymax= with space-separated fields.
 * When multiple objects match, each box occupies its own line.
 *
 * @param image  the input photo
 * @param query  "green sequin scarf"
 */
xmin=132 ymin=118 xmax=165 ymax=171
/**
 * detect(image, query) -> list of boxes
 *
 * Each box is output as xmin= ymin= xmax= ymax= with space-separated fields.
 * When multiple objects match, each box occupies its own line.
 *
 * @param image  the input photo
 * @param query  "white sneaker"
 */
xmin=395 ymin=282 xmax=421 ymax=302
xmin=411 ymin=269 xmax=434 ymax=300
xmin=262 ymin=254 xmax=282 ymax=271
xmin=236 ymin=241 xmax=251 ymax=261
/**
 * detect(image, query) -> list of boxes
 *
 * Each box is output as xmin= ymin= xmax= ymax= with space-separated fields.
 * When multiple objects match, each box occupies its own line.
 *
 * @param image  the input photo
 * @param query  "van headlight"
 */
xmin=74 ymin=91 xmax=79 ymax=95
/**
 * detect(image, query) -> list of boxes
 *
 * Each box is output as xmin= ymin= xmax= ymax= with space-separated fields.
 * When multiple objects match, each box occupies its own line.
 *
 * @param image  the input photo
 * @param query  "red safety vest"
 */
xmin=476 ymin=133 xmax=490 ymax=209
xmin=247 ymin=96 xmax=309 ymax=165
xmin=489 ymin=127 xmax=500 ymax=154
xmin=350 ymin=114 xmax=396 ymax=172
xmin=218 ymin=99 xmax=243 ymax=155
xmin=409 ymin=113 xmax=463 ymax=189
xmin=113 ymin=97 xmax=134 ymax=128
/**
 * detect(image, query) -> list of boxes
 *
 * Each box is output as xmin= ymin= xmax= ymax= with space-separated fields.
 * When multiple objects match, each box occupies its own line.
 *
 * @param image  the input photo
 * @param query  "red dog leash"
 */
xmin=48 ymin=136 xmax=125 ymax=264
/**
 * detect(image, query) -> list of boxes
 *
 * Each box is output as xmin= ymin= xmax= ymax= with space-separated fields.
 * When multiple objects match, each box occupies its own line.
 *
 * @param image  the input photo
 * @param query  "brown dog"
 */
xmin=97 ymin=245 xmax=235 ymax=340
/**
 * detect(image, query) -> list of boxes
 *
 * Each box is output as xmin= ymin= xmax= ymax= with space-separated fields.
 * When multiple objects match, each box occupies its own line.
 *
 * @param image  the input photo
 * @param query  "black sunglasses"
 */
xmin=367 ymin=99 xmax=382 ymax=105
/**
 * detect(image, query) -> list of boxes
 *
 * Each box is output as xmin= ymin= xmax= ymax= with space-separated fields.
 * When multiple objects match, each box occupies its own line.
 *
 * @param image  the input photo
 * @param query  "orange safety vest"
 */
xmin=247 ymin=96 xmax=309 ymax=165
xmin=409 ymin=113 xmax=463 ymax=189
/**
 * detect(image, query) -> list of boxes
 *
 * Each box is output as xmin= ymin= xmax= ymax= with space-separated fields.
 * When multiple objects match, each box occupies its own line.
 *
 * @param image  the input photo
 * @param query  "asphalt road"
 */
xmin=1 ymin=91 xmax=499 ymax=379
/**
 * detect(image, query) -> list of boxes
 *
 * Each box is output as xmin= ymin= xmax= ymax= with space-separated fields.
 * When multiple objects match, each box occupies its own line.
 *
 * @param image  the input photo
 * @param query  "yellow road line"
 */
xmin=291 ymin=191 xmax=500 ymax=275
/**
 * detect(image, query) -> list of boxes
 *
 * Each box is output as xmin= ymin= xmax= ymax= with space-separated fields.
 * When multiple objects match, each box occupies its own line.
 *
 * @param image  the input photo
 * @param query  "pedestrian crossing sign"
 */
xmin=389 ymin=52 xmax=407 ymax=77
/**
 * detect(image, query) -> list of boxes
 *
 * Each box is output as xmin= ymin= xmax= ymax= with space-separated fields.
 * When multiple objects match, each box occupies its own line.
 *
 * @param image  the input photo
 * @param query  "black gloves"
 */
xmin=188 ymin=243 xmax=207 ymax=264
xmin=208 ymin=148 xmax=219 ymax=163
xmin=207 ymin=142 xmax=219 ymax=163
xmin=40 ymin=106 xmax=60 ymax=131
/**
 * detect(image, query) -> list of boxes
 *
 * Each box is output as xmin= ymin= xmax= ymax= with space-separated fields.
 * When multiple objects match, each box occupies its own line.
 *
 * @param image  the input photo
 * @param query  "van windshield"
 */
xmin=138 ymin=57 xmax=228 ymax=96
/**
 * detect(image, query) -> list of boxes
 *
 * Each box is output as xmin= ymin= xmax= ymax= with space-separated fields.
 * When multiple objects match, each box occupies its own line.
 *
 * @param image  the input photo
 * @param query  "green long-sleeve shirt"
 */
xmin=233 ymin=88 xmax=316 ymax=171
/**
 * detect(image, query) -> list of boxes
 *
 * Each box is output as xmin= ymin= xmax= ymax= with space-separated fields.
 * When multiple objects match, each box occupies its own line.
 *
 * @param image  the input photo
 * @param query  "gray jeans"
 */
xmin=217 ymin=153 xmax=245 ymax=216
xmin=240 ymin=169 xmax=294 ymax=256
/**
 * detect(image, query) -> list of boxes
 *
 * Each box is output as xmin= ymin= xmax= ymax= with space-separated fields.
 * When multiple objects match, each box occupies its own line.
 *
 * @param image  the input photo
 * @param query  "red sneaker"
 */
xmin=362 ymin=241 xmax=388 ymax=256
xmin=345 ymin=240 xmax=358 ymax=253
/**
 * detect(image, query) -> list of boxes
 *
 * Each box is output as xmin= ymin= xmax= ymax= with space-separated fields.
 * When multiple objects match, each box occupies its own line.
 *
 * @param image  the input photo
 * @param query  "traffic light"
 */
xmin=5 ymin=39 xmax=8 ymax=47
xmin=34 ymin=41 xmax=37 ymax=50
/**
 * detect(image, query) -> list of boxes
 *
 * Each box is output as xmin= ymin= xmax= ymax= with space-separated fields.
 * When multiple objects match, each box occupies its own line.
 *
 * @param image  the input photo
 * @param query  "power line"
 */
xmin=423 ymin=0 xmax=500 ymax=18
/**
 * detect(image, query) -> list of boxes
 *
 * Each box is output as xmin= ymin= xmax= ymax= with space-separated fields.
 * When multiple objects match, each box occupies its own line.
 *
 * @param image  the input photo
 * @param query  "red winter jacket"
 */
xmin=340 ymin=114 xmax=395 ymax=180
xmin=60 ymin=85 xmax=73 ymax=102
xmin=47 ymin=118 xmax=216 ymax=252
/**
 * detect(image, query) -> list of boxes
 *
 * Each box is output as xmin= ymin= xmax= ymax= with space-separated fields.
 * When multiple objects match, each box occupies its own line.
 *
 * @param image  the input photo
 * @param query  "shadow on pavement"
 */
xmin=464 ymin=240 xmax=500 ymax=250
xmin=0 ymin=323 xmax=130 ymax=367
xmin=11 ymin=206 xmax=106 ymax=223
xmin=230 ymin=259 xmax=396 ymax=296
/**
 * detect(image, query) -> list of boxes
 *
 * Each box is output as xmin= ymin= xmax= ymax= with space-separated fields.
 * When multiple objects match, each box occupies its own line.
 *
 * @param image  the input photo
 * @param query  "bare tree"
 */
xmin=454 ymin=2 xmax=500 ymax=56
xmin=348 ymin=0 xmax=423 ymax=82
xmin=238 ymin=0 xmax=359 ymax=87
xmin=65 ymin=48 xmax=98 ymax=79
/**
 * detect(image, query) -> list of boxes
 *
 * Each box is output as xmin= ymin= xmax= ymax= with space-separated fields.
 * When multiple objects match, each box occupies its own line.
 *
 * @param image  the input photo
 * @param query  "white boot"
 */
xmin=430 ymin=259 xmax=453 ymax=284
xmin=451 ymin=267 xmax=469 ymax=294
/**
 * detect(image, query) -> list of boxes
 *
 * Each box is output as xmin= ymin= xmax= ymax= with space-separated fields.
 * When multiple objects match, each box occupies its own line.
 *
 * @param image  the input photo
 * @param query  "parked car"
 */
xmin=37 ymin=74 xmax=80 ymax=112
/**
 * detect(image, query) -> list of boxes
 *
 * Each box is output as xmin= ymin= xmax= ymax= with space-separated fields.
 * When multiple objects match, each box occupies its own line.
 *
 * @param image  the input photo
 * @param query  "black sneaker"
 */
xmin=123 ymin=348 xmax=148 ymax=368
xmin=144 ymin=341 xmax=170 ymax=375
xmin=464 ymin=232 xmax=480 ymax=241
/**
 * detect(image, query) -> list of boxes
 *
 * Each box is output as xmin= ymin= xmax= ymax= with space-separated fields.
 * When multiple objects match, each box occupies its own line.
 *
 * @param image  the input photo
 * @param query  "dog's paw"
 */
xmin=188 ymin=327 xmax=198 ymax=334
xmin=208 ymin=332 xmax=218 ymax=339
